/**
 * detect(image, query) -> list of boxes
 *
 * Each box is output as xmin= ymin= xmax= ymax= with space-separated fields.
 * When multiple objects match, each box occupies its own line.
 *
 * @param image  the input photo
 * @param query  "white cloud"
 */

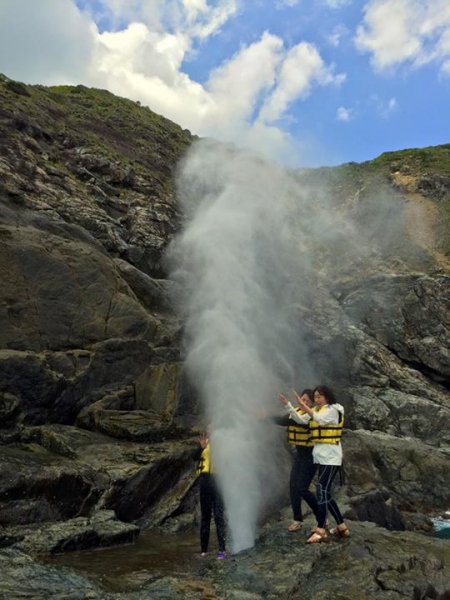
xmin=327 ymin=24 xmax=349 ymax=47
xmin=84 ymin=0 xmax=238 ymax=39
xmin=324 ymin=0 xmax=352 ymax=7
xmin=207 ymin=32 xmax=283 ymax=122
xmin=259 ymin=42 xmax=346 ymax=123
xmin=336 ymin=106 xmax=353 ymax=121
xmin=387 ymin=97 xmax=397 ymax=112
xmin=370 ymin=95 xmax=398 ymax=118
xmin=189 ymin=0 xmax=238 ymax=39
xmin=356 ymin=0 xmax=450 ymax=73
xmin=97 ymin=23 xmax=190 ymax=85
xmin=0 ymin=0 xmax=346 ymax=164
xmin=276 ymin=0 xmax=300 ymax=7
xmin=0 ymin=0 xmax=96 ymax=84
xmin=441 ymin=59 xmax=450 ymax=76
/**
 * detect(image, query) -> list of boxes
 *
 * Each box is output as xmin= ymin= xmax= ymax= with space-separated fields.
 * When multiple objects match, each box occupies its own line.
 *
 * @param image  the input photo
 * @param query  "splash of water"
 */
xmin=169 ymin=140 xmax=311 ymax=553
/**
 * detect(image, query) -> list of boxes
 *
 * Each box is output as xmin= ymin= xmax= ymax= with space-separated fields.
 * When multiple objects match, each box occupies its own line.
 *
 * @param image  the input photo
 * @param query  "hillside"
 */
xmin=0 ymin=73 xmax=193 ymax=279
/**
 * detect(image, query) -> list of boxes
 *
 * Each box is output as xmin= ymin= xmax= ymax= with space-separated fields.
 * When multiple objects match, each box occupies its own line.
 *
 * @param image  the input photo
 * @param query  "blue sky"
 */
xmin=0 ymin=0 xmax=449 ymax=166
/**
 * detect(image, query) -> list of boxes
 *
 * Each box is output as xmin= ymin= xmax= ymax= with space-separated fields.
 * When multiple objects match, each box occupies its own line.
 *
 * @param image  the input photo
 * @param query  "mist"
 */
xmin=168 ymin=140 xmax=317 ymax=552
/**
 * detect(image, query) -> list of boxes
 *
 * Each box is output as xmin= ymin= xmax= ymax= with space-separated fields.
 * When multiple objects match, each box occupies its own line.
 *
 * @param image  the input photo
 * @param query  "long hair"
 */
xmin=313 ymin=385 xmax=337 ymax=405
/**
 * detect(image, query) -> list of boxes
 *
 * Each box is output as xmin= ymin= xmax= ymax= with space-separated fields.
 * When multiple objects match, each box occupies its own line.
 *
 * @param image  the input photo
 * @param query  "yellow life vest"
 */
xmin=287 ymin=409 xmax=313 ymax=447
xmin=196 ymin=443 xmax=215 ymax=475
xmin=310 ymin=405 xmax=344 ymax=444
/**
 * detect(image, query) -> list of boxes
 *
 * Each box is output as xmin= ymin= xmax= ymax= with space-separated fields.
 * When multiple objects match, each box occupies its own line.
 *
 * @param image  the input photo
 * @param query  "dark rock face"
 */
xmin=0 ymin=217 xmax=157 ymax=352
xmin=0 ymin=444 xmax=99 ymax=526
xmin=0 ymin=547 xmax=108 ymax=600
xmin=0 ymin=425 xmax=198 ymax=527
xmin=417 ymin=173 xmax=450 ymax=199
xmin=333 ymin=274 xmax=450 ymax=381
xmin=346 ymin=489 xmax=406 ymax=531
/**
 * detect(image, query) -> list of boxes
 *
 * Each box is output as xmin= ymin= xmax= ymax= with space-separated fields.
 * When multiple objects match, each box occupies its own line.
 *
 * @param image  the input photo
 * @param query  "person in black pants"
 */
xmin=196 ymin=433 xmax=227 ymax=558
xmin=275 ymin=389 xmax=318 ymax=532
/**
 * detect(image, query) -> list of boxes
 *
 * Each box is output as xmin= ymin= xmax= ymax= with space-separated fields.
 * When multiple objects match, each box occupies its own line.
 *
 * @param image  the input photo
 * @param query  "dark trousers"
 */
xmin=199 ymin=473 xmax=226 ymax=553
xmin=290 ymin=446 xmax=318 ymax=522
xmin=316 ymin=464 xmax=344 ymax=528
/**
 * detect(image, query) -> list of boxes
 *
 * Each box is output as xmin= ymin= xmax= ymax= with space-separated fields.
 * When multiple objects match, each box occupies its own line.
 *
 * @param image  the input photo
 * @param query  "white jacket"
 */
xmin=286 ymin=402 xmax=344 ymax=466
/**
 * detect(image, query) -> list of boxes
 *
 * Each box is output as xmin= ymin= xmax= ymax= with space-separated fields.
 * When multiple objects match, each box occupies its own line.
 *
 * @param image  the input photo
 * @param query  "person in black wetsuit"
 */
xmin=273 ymin=389 xmax=318 ymax=532
xmin=195 ymin=432 xmax=227 ymax=558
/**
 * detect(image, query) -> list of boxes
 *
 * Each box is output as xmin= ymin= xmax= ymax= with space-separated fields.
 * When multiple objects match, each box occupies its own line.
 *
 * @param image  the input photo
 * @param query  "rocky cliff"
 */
xmin=0 ymin=74 xmax=449 ymax=599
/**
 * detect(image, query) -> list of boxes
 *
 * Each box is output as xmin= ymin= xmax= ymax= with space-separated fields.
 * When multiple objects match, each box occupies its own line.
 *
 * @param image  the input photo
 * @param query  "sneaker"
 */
xmin=217 ymin=551 xmax=227 ymax=560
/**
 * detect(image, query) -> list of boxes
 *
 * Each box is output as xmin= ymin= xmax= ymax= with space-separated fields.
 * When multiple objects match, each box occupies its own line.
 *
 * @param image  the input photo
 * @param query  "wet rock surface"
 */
xmin=6 ymin=510 xmax=139 ymax=554
xmin=332 ymin=273 xmax=450 ymax=379
xmin=0 ymin=426 xmax=199 ymax=528
xmin=0 ymin=547 xmax=106 ymax=600
xmin=1 ymin=521 xmax=449 ymax=600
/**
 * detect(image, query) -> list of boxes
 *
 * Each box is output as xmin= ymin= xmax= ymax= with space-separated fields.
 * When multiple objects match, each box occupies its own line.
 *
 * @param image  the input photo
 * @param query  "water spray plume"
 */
xmin=169 ymin=140 xmax=308 ymax=553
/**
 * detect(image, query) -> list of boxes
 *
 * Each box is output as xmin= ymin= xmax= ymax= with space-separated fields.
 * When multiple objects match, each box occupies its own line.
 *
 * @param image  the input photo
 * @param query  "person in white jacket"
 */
xmin=284 ymin=385 xmax=350 ymax=543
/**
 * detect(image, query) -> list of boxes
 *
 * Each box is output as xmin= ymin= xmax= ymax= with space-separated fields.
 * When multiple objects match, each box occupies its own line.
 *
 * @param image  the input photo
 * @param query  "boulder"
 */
xmin=0 ymin=219 xmax=158 ymax=352
xmin=0 ymin=547 xmax=107 ymax=599
xmin=135 ymin=362 xmax=200 ymax=430
xmin=6 ymin=510 xmax=139 ymax=554
xmin=113 ymin=258 xmax=180 ymax=314
xmin=0 ymin=425 xmax=200 ymax=528
xmin=53 ymin=338 xmax=153 ymax=424
xmin=83 ymin=409 xmax=173 ymax=441
xmin=0 ymin=339 xmax=154 ymax=425
xmin=0 ymin=444 xmax=100 ymax=526
xmin=344 ymin=430 xmax=450 ymax=509
xmin=333 ymin=274 xmax=450 ymax=380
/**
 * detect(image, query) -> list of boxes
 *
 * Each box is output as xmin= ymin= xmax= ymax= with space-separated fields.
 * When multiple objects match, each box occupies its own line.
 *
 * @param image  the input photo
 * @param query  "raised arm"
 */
xmin=280 ymin=394 xmax=310 ymax=425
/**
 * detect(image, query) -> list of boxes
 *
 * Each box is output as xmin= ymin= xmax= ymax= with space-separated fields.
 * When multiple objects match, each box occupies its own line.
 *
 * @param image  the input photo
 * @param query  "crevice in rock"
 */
xmin=390 ymin=351 xmax=450 ymax=393
xmin=373 ymin=337 xmax=450 ymax=392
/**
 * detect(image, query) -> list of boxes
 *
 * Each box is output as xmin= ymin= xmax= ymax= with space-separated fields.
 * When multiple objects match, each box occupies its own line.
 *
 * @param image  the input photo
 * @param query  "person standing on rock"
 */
xmin=195 ymin=431 xmax=227 ymax=559
xmin=285 ymin=386 xmax=350 ymax=543
xmin=276 ymin=389 xmax=319 ymax=532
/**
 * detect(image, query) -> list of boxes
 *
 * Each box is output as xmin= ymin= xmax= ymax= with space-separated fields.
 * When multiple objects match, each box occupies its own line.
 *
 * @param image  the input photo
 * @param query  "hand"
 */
xmin=279 ymin=394 xmax=288 ymax=407
xmin=293 ymin=390 xmax=307 ymax=409
xmin=199 ymin=434 xmax=209 ymax=449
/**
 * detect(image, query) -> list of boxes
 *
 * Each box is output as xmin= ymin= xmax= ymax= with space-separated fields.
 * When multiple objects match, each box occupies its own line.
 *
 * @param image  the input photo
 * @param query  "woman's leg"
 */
xmin=212 ymin=479 xmax=226 ymax=552
xmin=297 ymin=447 xmax=318 ymax=520
xmin=199 ymin=475 xmax=214 ymax=553
xmin=289 ymin=451 xmax=304 ymax=522
xmin=316 ymin=465 xmax=343 ymax=528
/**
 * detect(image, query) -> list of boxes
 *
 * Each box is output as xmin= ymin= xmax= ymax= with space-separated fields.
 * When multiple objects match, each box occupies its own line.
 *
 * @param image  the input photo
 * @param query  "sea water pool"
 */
xmin=41 ymin=530 xmax=205 ymax=593
xmin=432 ymin=513 xmax=450 ymax=540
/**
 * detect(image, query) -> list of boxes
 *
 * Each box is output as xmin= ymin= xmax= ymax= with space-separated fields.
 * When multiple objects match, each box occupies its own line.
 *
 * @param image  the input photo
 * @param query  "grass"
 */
xmin=371 ymin=144 xmax=450 ymax=176
xmin=0 ymin=75 xmax=193 ymax=196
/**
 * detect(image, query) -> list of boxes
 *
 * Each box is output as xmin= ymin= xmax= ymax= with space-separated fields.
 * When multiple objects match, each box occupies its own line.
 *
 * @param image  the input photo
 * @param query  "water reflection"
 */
xmin=41 ymin=530 xmax=210 ymax=592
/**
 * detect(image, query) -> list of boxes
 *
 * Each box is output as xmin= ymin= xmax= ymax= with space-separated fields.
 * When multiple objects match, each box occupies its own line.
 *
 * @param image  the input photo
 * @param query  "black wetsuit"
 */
xmin=195 ymin=446 xmax=226 ymax=553
xmin=272 ymin=415 xmax=318 ymax=522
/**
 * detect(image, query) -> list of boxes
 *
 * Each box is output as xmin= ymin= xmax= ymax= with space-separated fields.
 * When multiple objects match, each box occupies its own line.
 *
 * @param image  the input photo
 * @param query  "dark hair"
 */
xmin=300 ymin=389 xmax=314 ymax=403
xmin=313 ymin=385 xmax=337 ymax=404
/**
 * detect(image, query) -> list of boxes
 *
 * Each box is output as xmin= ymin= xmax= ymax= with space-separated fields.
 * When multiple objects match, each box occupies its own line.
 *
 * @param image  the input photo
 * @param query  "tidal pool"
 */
xmin=41 ymin=530 xmax=211 ymax=592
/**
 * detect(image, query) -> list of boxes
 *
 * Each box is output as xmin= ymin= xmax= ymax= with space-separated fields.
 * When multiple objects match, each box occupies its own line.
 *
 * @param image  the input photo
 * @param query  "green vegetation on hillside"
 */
xmin=371 ymin=144 xmax=450 ymax=176
xmin=0 ymin=75 xmax=193 ymax=194
xmin=1 ymin=74 xmax=448 ymax=260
